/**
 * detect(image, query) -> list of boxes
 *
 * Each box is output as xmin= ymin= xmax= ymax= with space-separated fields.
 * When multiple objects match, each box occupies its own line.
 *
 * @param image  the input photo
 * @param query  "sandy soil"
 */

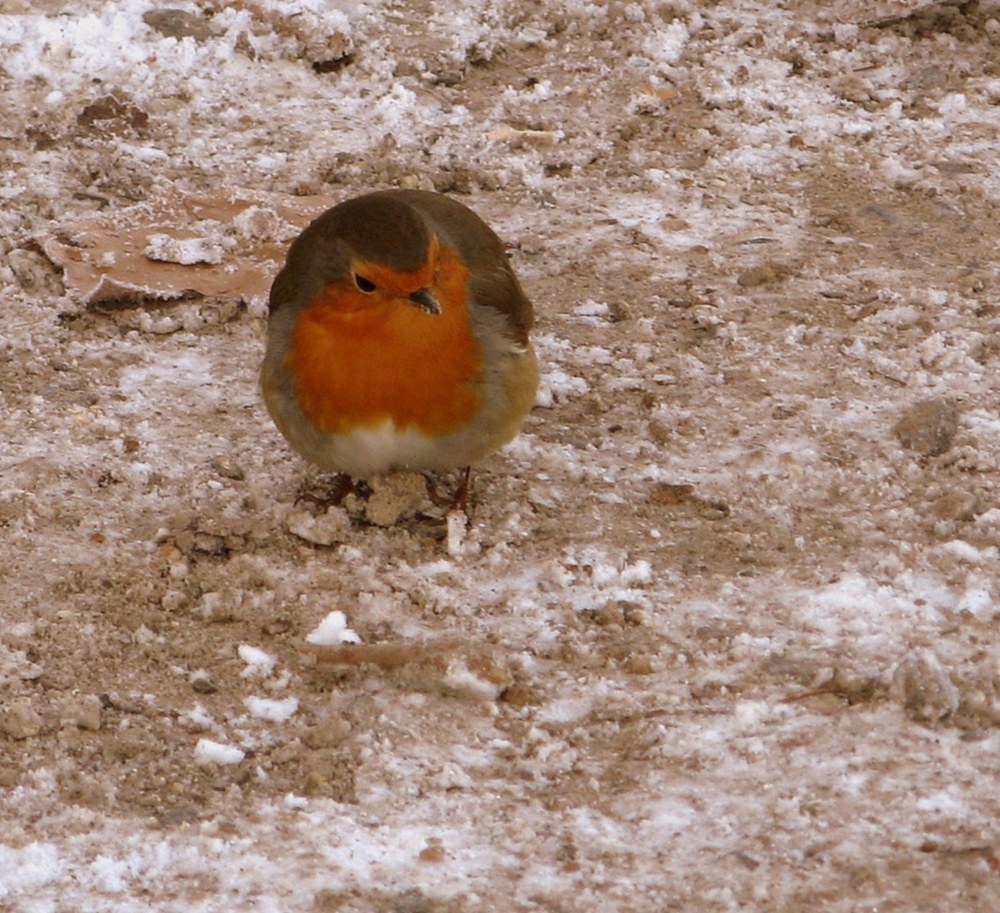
xmin=3 ymin=1 xmax=1000 ymax=910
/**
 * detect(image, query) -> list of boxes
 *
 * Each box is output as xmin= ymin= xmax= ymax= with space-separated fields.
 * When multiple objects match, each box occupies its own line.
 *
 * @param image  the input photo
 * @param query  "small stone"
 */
xmin=58 ymin=694 xmax=102 ymax=731
xmin=313 ymin=889 xmax=350 ymax=911
xmin=891 ymin=649 xmax=960 ymax=722
xmin=737 ymin=261 xmax=794 ymax=288
xmin=193 ymin=589 xmax=244 ymax=623
xmin=799 ymin=692 xmax=846 ymax=715
xmin=625 ymin=654 xmax=655 ymax=675
xmin=437 ymin=652 xmax=512 ymax=701
xmin=587 ymin=602 xmax=626 ymax=626
xmin=894 ymin=398 xmax=960 ymax=456
xmin=649 ymin=419 xmax=673 ymax=445
xmin=77 ymin=94 xmax=149 ymax=132
xmin=302 ymin=715 xmax=352 ymax=749
xmin=0 ymin=700 xmax=44 ymax=740
xmin=607 ymin=300 xmax=633 ymax=322
xmin=157 ymin=804 xmax=204 ymax=827
xmin=286 ymin=506 xmax=350 ymax=546
xmin=210 ymin=455 xmax=245 ymax=481
xmin=364 ymin=472 xmax=428 ymax=526
xmin=650 ymin=482 xmax=694 ymax=506
xmin=662 ymin=216 xmax=692 ymax=231
xmin=303 ymin=768 xmax=340 ymax=798
xmin=393 ymin=889 xmax=432 ymax=913
xmin=190 ymin=670 xmax=217 ymax=694
xmin=7 ymin=248 xmax=64 ymax=295
xmin=932 ymin=491 xmax=978 ymax=521
xmin=161 ymin=589 xmax=187 ymax=612
xmin=142 ymin=9 xmax=219 ymax=41
xmin=192 ymin=531 xmax=227 ymax=554
xmin=100 ymin=692 xmax=145 ymax=714
xmin=621 ymin=602 xmax=647 ymax=626
xmin=500 ymin=683 xmax=543 ymax=707
xmin=418 ymin=843 xmax=446 ymax=863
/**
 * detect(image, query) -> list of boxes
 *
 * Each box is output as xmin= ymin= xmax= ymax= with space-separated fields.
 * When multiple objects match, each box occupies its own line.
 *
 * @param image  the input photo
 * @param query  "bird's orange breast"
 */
xmin=286 ymin=245 xmax=482 ymax=436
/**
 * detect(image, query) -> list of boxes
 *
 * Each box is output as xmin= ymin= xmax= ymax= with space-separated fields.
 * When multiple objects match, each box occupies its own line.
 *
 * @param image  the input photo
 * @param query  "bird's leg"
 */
xmin=424 ymin=466 xmax=474 ymax=513
xmin=452 ymin=465 xmax=474 ymax=512
xmin=296 ymin=472 xmax=357 ymax=509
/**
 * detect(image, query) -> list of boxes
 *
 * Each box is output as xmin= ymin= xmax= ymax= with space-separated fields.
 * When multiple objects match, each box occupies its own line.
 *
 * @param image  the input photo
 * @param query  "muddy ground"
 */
xmin=2 ymin=1 xmax=1000 ymax=910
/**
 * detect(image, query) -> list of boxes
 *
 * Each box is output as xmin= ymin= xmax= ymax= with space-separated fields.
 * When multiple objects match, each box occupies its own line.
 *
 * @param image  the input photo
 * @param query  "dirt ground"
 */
xmin=3 ymin=1 xmax=1000 ymax=910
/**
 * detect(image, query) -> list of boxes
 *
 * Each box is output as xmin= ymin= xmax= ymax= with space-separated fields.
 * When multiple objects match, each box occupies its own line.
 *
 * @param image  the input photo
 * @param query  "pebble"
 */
xmin=58 ymin=694 xmax=102 ymax=731
xmin=932 ymin=490 xmax=978 ymax=521
xmin=364 ymin=472 xmax=428 ymax=527
xmin=737 ymin=261 xmax=794 ymax=288
xmin=893 ymin=398 xmax=960 ymax=456
xmin=0 ymin=700 xmax=44 ymax=740
xmin=500 ymin=683 xmax=543 ymax=707
xmin=142 ymin=9 xmax=218 ymax=42
xmin=625 ymin=654 xmax=656 ymax=675
xmin=587 ymin=601 xmax=625 ymax=626
xmin=190 ymin=670 xmax=218 ymax=694
xmin=891 ymin=649 xmax=960 ymax=722
xmin=418 ymin=843 xmax=446 ymax=863
xmin=210 ymin=455 xmax=245 ymax=481
xmin=286 ymin=506 xmax=350 ymax=546
xmin=302 ymin=715 xmax=352 ymax=749
xmin=393 ymin=889 xmax=432 ymax=913
xmin=7 ymin=248 xmax=64 ymax=295
xmin=193 ymin=589 xmax=245 ymax=623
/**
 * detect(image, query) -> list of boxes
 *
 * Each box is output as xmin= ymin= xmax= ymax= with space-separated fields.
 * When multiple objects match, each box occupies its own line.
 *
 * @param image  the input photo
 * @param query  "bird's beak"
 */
xmin=408 ymin=287 xmax=441 ymax=316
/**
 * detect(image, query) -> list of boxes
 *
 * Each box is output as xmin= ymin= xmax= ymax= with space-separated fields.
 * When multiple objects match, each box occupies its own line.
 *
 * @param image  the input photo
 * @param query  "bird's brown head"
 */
xmin=276 ymin=194 xmax=442 ymax=317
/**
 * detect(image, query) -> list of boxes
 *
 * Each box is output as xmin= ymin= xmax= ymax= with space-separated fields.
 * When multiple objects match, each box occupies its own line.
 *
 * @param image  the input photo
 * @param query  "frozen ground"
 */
xmin=3 ymin=0 xmax=1000 ymax=910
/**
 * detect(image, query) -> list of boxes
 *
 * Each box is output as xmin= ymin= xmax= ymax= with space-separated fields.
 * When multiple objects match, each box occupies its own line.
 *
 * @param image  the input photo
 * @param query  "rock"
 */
xmin=302 ymin=715 xmax=352 ymax=749
xmin=418 ymin=843 xmax=446 ymax=863
xmin=57 ymin=694 xmax=102 ymax=731
xmin=0 ymin=699 xmax=44 ymax=740
xmin=0 ymin=643 xmax=43 ymax=682
xmin=77 ymin=94 xmax=149 ymax=133
xmin=393 ymin=889 xmax=432 ymax=913
xmin=210 ymin=455 xmax=245 ymax=481
xmin=7 ymin=248 xmax=64 ymax=295
xmin=737 ymin=261 xmax=794 ymax=288
xmin=585 ymin=601 xmax=626 ymax=626
xmin=500 ymin=682 xmax=543 ymax=707
xmin=190 ymin=670 xmax=217 ymax=694
xmin=363 ymin=472 xmax=428 ymax=527
xmin=439 ymin=653 xmax=512 ymax=701
xmin=932 ymin=491 xmax=978 ymax=521
xmin=286 ymin=506 xmax=350 ymax=546
xmin=142 ymin=9 xmax=219 ymax=42
xmin=893 ymin=398 xmax=959 ymax=456
xmin=625 ymin=654 xmax=656 ymax=675
xmin=193 ymin=589 xmax=246 ymax=623
xmin=891 ymin=649 xmax=960 ymax=722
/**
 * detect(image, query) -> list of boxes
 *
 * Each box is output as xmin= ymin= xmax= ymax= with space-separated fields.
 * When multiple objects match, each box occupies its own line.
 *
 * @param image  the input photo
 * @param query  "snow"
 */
xmin=305 ymin=611 xmax=362 ymax=646
xmin=194 ymin=738 xmax=247 ymax=766
xmin=238 ymin=644 xmax=278 ymax=678
xmin=4 ymin=0 xmax=1000 ymax=910
xmin=245 ymin=695 xmax=299 ymax=722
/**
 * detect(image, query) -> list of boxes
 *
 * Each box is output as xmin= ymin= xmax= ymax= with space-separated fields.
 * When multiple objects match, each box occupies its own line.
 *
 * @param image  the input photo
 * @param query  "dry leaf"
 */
xmin=40 ymin=188 xmax=338 ymax=306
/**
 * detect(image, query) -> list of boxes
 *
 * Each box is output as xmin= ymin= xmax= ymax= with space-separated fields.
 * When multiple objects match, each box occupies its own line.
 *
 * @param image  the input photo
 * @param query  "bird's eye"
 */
xmin=354 ymin=274 xmax=376 ymax=293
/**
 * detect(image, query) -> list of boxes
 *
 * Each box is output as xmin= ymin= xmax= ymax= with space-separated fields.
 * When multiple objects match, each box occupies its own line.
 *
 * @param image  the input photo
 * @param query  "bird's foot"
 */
xmin=423 ymin=466 xmax=474 ymax=514
xmin=295 ymin=473 xmax=358 ymax=510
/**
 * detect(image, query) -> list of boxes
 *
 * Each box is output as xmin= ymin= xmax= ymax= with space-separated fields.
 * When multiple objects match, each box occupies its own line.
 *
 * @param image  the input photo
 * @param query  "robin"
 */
xmin=260 ymin=189 xmax=539 ymax=504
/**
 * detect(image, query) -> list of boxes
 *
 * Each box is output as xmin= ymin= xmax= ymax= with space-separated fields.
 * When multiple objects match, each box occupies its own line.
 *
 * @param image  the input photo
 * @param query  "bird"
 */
xmin=260 ymin=189 xmax=539 ymax=506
